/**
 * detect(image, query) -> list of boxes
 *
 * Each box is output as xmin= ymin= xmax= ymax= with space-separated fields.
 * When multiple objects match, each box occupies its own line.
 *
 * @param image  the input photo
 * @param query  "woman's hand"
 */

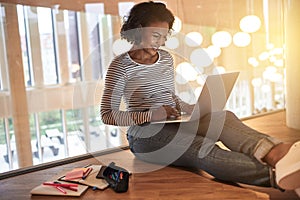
xmin=151 ymin=105 xmax=180 ymax=122
xmin=184 ymin=104 xmax=195 ymax=114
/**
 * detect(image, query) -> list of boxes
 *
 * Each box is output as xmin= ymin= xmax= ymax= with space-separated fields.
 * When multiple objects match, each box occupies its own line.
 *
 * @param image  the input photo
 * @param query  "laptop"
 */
xmin=151 ymin=72 xmax=239 ymax=124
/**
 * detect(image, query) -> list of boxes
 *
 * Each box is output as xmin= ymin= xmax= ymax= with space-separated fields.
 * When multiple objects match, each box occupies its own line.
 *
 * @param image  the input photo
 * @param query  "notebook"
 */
xmin=58 ymin=165 xmax=109 ymax=190
xmin=151 ymin=72 xmax=239 ymax=124
xmin=30 ymin=180 xmax=89 ymax=196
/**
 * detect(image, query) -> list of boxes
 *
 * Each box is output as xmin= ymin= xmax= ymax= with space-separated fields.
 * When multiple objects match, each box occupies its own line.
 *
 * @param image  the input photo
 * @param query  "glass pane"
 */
xmin=87 ymin=106 xmax=127 ymax=151
xmin=39 ymin=110 xmax=64 ymax=162
xmin=37 ymin=7 xmax=57 ymax=85
xmin=0 ymin=119 xmax=9 ymax=173
xmin=0 ymin=118 xmax=18 ymax=173
xmin=17 ymin=5 xmax=32 ymax=87
xmin=0 ymin=6 xmax=6 ymax=90
xmin=65 ymin=10 xmax=82 ymax=82
xmin=86 ymin=16 xmax=102 ymax=80
xmin=66 ymin=109 xmax=87 ymax=156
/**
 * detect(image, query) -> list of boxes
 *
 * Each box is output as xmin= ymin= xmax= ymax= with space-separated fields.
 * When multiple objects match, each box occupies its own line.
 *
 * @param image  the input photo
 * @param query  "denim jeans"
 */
xmin=127 ymin=110 xmax=282 ymax=188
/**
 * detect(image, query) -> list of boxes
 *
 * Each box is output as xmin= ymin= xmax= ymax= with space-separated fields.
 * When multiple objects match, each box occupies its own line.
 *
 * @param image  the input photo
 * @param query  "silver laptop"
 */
xmin=151 ymin=72 xmax=239 ymax=124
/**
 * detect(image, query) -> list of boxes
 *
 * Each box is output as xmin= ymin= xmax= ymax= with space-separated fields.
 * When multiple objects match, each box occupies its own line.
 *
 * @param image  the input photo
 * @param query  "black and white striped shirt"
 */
xmin=100 ymin=49 xmax=187 ymax=126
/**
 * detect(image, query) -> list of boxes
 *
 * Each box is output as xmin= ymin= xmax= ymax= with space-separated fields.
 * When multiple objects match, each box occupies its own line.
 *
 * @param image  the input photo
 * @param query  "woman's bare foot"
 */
xmin=262 ymin=143 xmax=293 ymax=167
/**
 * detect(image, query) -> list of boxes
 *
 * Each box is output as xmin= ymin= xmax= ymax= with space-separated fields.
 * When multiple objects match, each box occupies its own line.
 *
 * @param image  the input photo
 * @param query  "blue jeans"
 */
xmin=127 ymin=110 xmax=281 ymax=188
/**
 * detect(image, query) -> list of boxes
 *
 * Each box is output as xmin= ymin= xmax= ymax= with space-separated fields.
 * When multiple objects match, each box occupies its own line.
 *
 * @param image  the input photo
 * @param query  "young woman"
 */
xmin=100 ymin=1 xmax=300 ymax=194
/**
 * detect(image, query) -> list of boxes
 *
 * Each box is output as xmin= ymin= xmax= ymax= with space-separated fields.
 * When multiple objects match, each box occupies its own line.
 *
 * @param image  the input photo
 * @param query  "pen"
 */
xmin=43 ymin=182 xmax=78 ymax=187
xmin=83 ymin=164 xmax=92 ymax=168
xmin=116 ymin=171 xmax=120 ymax=182
xmin=55 ymin=186 xmax=67 ymax=194
xmin=63 ymin=186 xmax=78 ymax=192
xmin=82 ymin=167 xmax=93 ymax=179
xmin=53 ymin=181 xmax=78 ymax=192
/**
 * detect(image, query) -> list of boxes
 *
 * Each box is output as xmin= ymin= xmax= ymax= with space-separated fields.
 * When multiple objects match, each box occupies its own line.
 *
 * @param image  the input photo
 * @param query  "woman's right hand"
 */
xmin=151 ymin=105 xmax=180 ymax=122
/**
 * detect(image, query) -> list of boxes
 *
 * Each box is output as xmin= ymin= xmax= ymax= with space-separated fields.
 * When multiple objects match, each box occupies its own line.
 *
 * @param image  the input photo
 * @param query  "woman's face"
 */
xmin=140 ymin=21 xmax=169 ymax=55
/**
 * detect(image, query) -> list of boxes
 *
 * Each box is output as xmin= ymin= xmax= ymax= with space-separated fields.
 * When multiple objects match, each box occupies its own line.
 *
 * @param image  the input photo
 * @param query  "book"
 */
xmin=65 ymin=167 xmax=92 ymax=180
xmin=30 ymin=180 xmax=89 ymax=196
xmin=58 ymin=165 xmax=109 ymax=190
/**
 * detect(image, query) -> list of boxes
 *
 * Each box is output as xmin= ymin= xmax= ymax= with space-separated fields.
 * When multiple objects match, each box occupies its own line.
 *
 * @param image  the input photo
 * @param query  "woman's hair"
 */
xmin=120 ymin=1 xmax=175 ymax=44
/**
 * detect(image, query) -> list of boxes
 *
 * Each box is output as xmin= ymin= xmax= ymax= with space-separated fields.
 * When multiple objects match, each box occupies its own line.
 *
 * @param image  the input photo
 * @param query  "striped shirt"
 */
xmin=100 ymin=49 xmax=188 ymax=126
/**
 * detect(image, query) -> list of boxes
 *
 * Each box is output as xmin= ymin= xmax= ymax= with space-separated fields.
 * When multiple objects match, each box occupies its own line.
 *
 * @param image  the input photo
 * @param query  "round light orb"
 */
xmin=248 ymin=57 xmax=259 ymax=67
xmin=269 ymin=56 xmax=277 ymax=63
xmin=268 ymin=73 xmax=283 ymax=83
xmin=194 ymin=66 xmax=204 ymax=74
xmin=251 ymin=78 xmax=262 ymax=87
xmin=196 ymin=74 xmax=206 ymax=85
xmin=263 ymin=67 xmax=276 ymax=80
xmin=165 ymin=37 xmax=179 ymax=49
xmin=211 ymin=31 xmax=232 ymax=48
xmin=184 ymin=31 xmax=203 ymax=47
xmin=233 ymin=32 xmax=251 ymax=47
xmin=274 ymin=59 xmax=284 ymax=67
xmin=112 ymin=38 xmax=132 ymax=55
xmin=171 ymin=16 xmax=182 ymax=35
xmin=259 ymin=51 xmax=269 ymax=61
xmin=190 ymin=48 xmax=213 ymax=67
xmin=266 ymin=66 xmax=277 ymax=73
xmin=175 ymin=74 xmax=189 ymax=85
xmin=206 ymin=45 xmax=221 ymax=58
xmin=261 ymin=84 xmax=271 ymax=93
xmin=270 ymin=47 xmax=283 ymax=55
xmin=176 ymin=62 xmax=198 ymax=82
xmin=239 ymin=15 xmax=261 ymax=33
xmin=212 ymin=66 xmax=226 ymax=74
xmin=266 ymin=43 xmax=274 ymax=50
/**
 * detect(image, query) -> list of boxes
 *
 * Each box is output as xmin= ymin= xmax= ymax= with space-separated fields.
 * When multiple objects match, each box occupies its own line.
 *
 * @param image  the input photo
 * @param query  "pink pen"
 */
xmin=82 ymin=168 xmax=93 ymax=179
xmin=43 ymin=182 xmax=78 ymax=187
xmin=55 ymin=186 xmax=67 ymax=194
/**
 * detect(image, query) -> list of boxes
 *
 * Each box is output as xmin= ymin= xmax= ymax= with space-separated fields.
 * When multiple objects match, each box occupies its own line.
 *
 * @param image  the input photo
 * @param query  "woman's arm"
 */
xmin=100 ymin=58 xmax=152 ymax=126
xmin=172 ymin=94 xmax=194 ymax=115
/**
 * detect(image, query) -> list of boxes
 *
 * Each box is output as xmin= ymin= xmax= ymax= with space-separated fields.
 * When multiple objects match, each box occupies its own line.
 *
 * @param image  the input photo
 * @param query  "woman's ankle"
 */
xmin=262 ymin=143 xmax=293 ymax=167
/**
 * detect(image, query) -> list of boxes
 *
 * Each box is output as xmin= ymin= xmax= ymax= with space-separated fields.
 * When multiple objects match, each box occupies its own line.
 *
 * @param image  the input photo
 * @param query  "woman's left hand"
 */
xmin=184 ymin=104 xmax=195 ymax=114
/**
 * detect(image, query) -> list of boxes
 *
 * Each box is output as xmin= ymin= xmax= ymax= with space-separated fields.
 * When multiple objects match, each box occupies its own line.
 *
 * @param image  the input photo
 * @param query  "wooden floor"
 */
xmin=0 ymin=111 xmax=300 ymax=200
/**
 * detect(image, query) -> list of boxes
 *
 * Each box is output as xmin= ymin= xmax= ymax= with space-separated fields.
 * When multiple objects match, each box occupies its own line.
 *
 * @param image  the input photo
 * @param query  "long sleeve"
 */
xmin=100 ymin=56 xmax=152 ymax=126
xmin=172 ymin=93 xmax=193 ymax=113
